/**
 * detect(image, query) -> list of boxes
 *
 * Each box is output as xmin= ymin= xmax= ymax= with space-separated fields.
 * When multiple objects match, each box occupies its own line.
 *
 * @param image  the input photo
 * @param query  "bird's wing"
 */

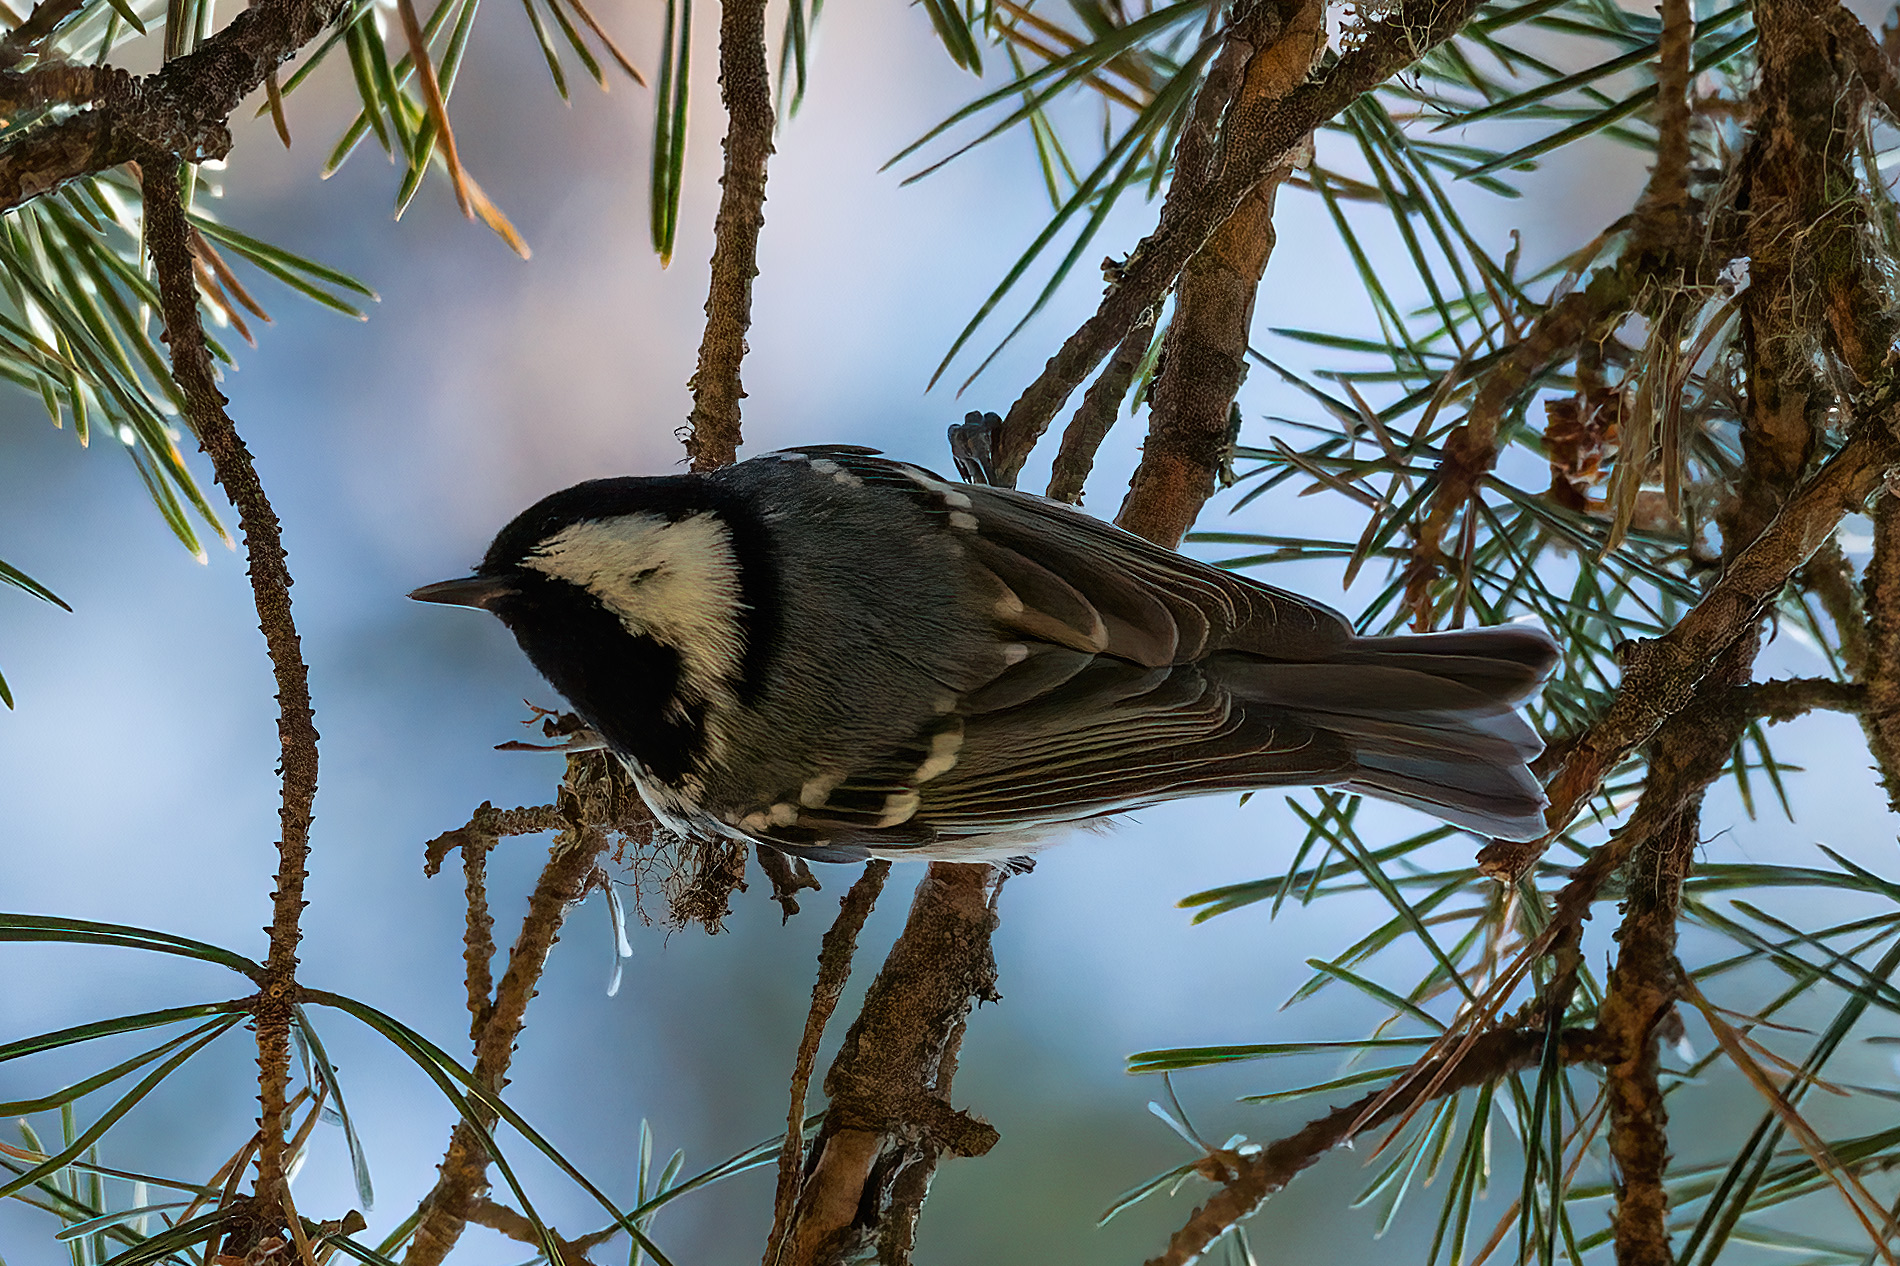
xmin=728 ymin=448 xmax=1367 ymax=853
xmin=760 ymin=445 xmax=1358 ymax=665
xmin=744 ymin=658 xmax=1355 ymax=852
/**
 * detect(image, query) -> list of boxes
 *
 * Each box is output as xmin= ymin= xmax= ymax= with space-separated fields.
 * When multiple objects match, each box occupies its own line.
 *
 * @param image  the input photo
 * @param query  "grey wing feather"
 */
xmin=959 ymin=483 xmax=1357 ymax=662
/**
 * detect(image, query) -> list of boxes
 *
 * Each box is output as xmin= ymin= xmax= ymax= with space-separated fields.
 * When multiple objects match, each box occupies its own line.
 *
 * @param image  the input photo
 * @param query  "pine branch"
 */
xmin=0 ymin=0 xmax=353 ymax=209
xmin=141 ymin=154 xmax=320 ymax=1221
xmin=1146 ymin=1027 xmax=1607 ymax=1266
xmin=764 ymin=861 xmax=891 ymax=1266
xmin=1482 ymin=423 xmax=1900 ymax=879
xmin=1600 ymin=801 xmax=1698 ymax=1266
xmin=991 ymin=0 xmax=1495 ymax=486
xmin=683 ymin=0 xmax=775 ymax=472
xmin=777 ymin=863 xmax=1004 ymax=1266
xmin=1116 ymin=0 xmax=1322 ymax=548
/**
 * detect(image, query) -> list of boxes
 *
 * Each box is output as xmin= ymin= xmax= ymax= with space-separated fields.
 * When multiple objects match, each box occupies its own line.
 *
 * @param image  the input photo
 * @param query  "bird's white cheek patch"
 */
xmin=523 ymin=513 xmax=749 ymax=740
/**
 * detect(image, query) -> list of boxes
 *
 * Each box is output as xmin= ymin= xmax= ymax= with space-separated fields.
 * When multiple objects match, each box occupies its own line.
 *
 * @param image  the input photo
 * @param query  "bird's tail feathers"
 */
xmin=1213 ymin=623 xmax=1558 ymax=841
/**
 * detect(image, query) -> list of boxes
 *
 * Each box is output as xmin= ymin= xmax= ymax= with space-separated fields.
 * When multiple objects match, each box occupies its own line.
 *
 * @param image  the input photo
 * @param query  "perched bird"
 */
xmin=412 ymin=445 xmax=1558 ymax=862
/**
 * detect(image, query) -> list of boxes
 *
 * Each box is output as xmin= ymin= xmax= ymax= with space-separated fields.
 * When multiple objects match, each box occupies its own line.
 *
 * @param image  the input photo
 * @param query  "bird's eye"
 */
xmin=631 ymin=566 xmax=661 ymax=583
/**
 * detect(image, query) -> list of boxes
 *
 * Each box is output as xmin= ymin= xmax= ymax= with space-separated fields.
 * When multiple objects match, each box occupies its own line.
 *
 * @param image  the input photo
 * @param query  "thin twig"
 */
xmin=763 ymin=861 xmax=891 ymax=1266
xmin=1045 ymin=313 xmax=1153 ymax=504
xmin=404 ymin=756 xmax=639 ymax=1266
xmin=142 ymin=155 xmax=319 ymax=1216
xmin=1145 ymin=1027 xmax=1606 ymax=1266
xmin=1738 ymin=676 xmax=1867 ymax=722
xmin=465 ymin=1197 xmax=599 ymax=1265
xmin=991 ymin=0 xmax=1493 ymax=485
xmin=683 ymin=0 xmax=775 ymax=471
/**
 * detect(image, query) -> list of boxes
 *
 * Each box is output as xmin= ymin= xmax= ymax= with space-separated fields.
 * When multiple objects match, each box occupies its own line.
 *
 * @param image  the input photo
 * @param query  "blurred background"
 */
xmin=3 ymin=1 xmax=1898 ymax=1261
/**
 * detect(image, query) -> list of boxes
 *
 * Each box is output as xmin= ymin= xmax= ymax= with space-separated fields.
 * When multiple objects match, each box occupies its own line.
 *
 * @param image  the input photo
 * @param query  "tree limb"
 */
xmin=1601 ymin=803 xmax=1697 ymax=1266
xmin=764 ymin=861 xmax=891 ymax=1266
xmin=777 ymin=863 xmax=1004 ymax=1266
xmin=992 ymin=0 xmax=1495 ymax=485
xmin=1115 ymin=0 xmax=1322 ymax=548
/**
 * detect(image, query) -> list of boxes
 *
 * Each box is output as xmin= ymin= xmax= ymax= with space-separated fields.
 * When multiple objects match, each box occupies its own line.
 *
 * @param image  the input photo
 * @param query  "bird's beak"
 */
xmin=408 ymin=575 xmax=516 ymax=610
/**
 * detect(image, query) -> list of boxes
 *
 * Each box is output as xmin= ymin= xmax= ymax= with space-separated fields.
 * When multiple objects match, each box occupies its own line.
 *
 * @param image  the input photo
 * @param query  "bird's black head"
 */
xmin=411 ymin=476 xmax=777 ymax=784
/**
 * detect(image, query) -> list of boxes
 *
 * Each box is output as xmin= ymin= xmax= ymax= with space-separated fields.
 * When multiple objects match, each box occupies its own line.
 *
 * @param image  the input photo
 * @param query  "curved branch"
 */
xmin=141 ymin=155 xmax=319 ymax=1211
xmin=1147 ymin=1027 xmax=1606 ymax=1266
xmin=992 ymin=0 xmax=1493 ymax=485
xmin=763 ymin=861 xmax=891 ymax=1265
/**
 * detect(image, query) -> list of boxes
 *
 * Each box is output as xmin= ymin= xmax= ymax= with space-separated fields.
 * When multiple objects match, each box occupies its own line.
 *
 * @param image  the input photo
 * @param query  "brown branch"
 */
xmin=1036 ymin=0 xmax=1278 ymax=508
xmin=1601 ymin=803 xmax=1698 ymax=1266
xmin=992 ymin=0 xmax=1494 ymax=485
xmin=465 ymin=1197 xmax=599 ymax=1266
xmin=778 ymin=863 xmax=1004 ymax=1266
xmin=756 ymin=845 xmax=822 ymax=922
xmin=0 ymin=0 xmax=84 ymax=68
xmin=1403 ymin=285 xmax=1618 ymax=624
xmin=1631 ymin=0 xmax=1693 ymax=251
xmin=1479 ymin=423 xmax=1900 ymax=879
xmin=1863 ymin=491 xmax=1900 ymax=811
xmin=1598 ymin=658 xmax=1752 ymax=1266
xmin=0 ymin=0 xmax=352 ymax=209
xmin=1116 ymin=0 xmax=1323 ymax=548
xmin=142 ymin=155 xmax=319 ymax=1215
xmin=1146 ymin=1026 xmax=1607 ymax=1266
xmin=1406 ymin=0 xmax=1697 ymax=618
xmin=404 ymin=755 xmax=641 ymax=1266
xmin=1045 ymin=313 xmax=1152 ymax=504
xmin=0 ymin=61 xmax=124 ymax=112
xmin=763 ymin=861 xmax=891 ymax=1266
xmin=682 ymin=0 xmax=774 ymax=472
xmin=1738 ymin=676 xmax=1867 ymax=722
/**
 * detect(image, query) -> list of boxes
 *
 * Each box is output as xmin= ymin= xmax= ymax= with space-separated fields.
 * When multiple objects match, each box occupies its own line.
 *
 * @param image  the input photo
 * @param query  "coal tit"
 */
xmin=412 ymin=446 xmax=1558 ymax=862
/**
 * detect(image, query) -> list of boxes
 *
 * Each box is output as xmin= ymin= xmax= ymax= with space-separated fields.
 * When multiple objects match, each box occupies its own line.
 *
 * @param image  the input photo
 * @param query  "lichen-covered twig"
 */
xmin=1145 ymin=1027 xmax=1606 ymax=1266
xmin=763 ymin=861 xmax=890 ymax=1265
xmin=1863 ymin=492 xmax=1900 ymax=810
xmin=683 ymin=0 xmax=774 ymax=472
xmin=404 ymin=755 xmax=645 ymax=1266
xmin=142 ymin=155 xmax=319 ymax=1217
xmin=1116 ymin=0 xmax=1322 ymax=549
xmin=777 ymin=864 xmax=1004 ymax=1266
xmin=991 ymin=0 xmax=1495 ymax=485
